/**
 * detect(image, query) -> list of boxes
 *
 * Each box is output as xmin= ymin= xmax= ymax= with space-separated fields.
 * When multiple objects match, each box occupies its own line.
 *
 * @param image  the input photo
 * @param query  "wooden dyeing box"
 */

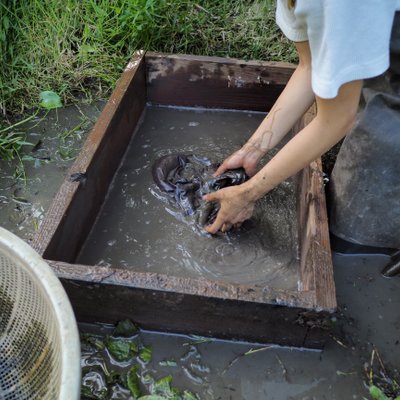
xmin=33 ymin=51 xmax=336 ymax=349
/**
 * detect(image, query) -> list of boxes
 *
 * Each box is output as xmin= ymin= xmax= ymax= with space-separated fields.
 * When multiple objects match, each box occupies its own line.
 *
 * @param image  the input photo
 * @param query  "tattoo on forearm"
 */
xmin=259 ymin=108 xmax=281 ymax=151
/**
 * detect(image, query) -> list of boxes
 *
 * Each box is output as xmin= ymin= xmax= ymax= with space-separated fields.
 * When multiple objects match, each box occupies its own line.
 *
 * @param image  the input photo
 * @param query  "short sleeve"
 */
xmin=276 ymin=0 xmax=400 ymax=99
xmin=275 ymin=0 xmax=308 ymax=42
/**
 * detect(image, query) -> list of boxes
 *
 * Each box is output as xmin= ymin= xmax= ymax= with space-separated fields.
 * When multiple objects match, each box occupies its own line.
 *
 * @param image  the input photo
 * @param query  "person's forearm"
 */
xmin=244 ymin=117 xmax=347 ymax=199
xmin=214 ymin=42 xmax=315 ymax=178
xmin=243 ymin=80 xmax=363 ymax=200
xmin=247 ymin=62 xmax=315 ymax=154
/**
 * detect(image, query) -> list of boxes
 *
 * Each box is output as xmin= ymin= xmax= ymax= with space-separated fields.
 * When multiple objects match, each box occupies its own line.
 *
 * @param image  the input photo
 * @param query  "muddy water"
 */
xmin=80 ymin=322 xmax=352 ymax=400
xmin=77 ymin=106 xmax=299 ymax=289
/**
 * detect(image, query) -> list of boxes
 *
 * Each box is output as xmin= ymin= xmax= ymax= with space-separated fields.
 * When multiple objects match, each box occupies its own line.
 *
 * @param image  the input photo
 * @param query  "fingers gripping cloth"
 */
xmin=152 ymin=154 xmax=248 ymax=226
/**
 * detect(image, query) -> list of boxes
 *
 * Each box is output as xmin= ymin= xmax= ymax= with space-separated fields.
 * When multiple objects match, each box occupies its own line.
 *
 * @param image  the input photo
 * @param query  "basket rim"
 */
xmin=0 ymin=226 xmax=80 ymax=400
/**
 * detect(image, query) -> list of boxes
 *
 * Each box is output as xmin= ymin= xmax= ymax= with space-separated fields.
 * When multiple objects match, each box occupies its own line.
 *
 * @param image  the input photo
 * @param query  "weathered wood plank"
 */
xmin=49 ymin=261 xmax=329 ymax=349
xmin=307 ymin=157 xmax=336 ymax=310
xmin=296 ymin=105 xmax=336 ymax=310
xmin=48 ymin=260 xmax=316 ymax=308
xmin=32 ymin=51 xmax=147 ymax=261
xmin=145 ymin=53 xmax=296 ymax=111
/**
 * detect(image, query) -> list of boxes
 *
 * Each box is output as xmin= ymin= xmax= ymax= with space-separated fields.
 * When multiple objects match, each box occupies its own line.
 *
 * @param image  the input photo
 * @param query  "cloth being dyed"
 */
xmin=152 ymin=154 xmax=248 ymax=226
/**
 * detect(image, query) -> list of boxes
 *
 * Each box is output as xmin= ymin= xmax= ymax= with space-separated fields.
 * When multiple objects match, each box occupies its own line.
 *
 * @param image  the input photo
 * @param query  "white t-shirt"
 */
xmin=276 ymin=0 xmax=400 ymax=98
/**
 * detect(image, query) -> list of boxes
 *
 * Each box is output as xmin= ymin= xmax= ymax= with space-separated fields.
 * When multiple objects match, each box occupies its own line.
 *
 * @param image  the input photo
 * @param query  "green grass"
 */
xmin=0 ymin=0 xmax=296 ymax=118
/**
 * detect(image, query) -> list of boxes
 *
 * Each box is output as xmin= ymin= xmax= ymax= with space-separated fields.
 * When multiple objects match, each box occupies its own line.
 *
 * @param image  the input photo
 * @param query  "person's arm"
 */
xmin=204 ymin=79 xmax=363 ymax=234
xmin=215 ymin=41 xmax=315 ymax=177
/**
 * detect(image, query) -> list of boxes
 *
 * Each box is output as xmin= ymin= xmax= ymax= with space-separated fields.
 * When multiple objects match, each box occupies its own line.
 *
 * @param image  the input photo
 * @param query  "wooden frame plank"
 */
xmin=296 ymin=105 xmax=336 ymax=310
xmin=145 ymin=53 xmax=295 ymax=111
xmin=48 ymin=261 xmax=316 ymax=308
xmin=49 ymin=260 xmax=328 ymax=349
xmin=32 ymin=51 xmax=147 ymax=262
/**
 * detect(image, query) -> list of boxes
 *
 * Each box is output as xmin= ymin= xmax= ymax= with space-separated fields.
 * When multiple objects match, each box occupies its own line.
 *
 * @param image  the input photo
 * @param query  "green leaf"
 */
xmin=152 ymin=376 xmax=177 ymax=397
xmin=81 ymin=370 xmax=108 ymax=400
xmin=80 ymin=333 xmax=105 ymax=352
xmin=21 ymin=155 xmax=36 ymax=162
xmin=105 ymin=336 xmax=138 ymax=362
xmin=57 ymin=146 xmax=74 ymax=161
xmin=81 ymin=384 xmax=107 ymax=400
xmin=159 ymin=359 xmax=177 ymax=367
xmin=138 ymin=396 xmax=166 ymax=400
xmin=170 ymin=388 xmax=181 ymax=400
xmin=139 ymin=346 xmax=152 ymax=363
xmin=127 ymin=366 xmax=142 ymax=399
xmin=142 ymin=373 xmax=155 ymax=385
xmin=369 ymin=385 xmax=389 ymax=400
xmin=104 ymin=369 xmax=122 ymax=385
xmin=183 ymin=391 xmax=200 ymax=400
xmin=80 ymin=44 xmax=97 ymax=54
xmin=39 ymin=91 xmax=62 ymax=109
xmin=113 ymin=319 xmax=139 ymax=337
xmin=16 ymin=141 xmax=33 ymax=146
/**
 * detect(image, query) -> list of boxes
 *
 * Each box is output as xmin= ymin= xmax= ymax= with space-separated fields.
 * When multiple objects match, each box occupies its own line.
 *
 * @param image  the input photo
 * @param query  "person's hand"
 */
xmin=214 ymin=142 xmax=264 ymax=177
xmin=203 ymin=184 xmax=256 ymax=234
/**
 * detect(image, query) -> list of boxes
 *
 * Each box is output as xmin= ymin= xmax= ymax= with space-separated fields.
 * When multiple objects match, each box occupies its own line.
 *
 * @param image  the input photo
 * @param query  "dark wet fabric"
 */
xmin=329 ymin=12 xmax=400 ymax=248
xmin=152 ymin=154 xmax=248 ymax=226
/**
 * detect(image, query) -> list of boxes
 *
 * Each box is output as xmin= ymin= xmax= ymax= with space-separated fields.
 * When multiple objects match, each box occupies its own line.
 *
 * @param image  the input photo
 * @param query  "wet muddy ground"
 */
xmin=0 ymin=101 xmax=106 ymax=244
xmin=1 ymin=102 xmax=399 ymax=399
xmin=79 ymin=253 xmax=399 ymax=400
